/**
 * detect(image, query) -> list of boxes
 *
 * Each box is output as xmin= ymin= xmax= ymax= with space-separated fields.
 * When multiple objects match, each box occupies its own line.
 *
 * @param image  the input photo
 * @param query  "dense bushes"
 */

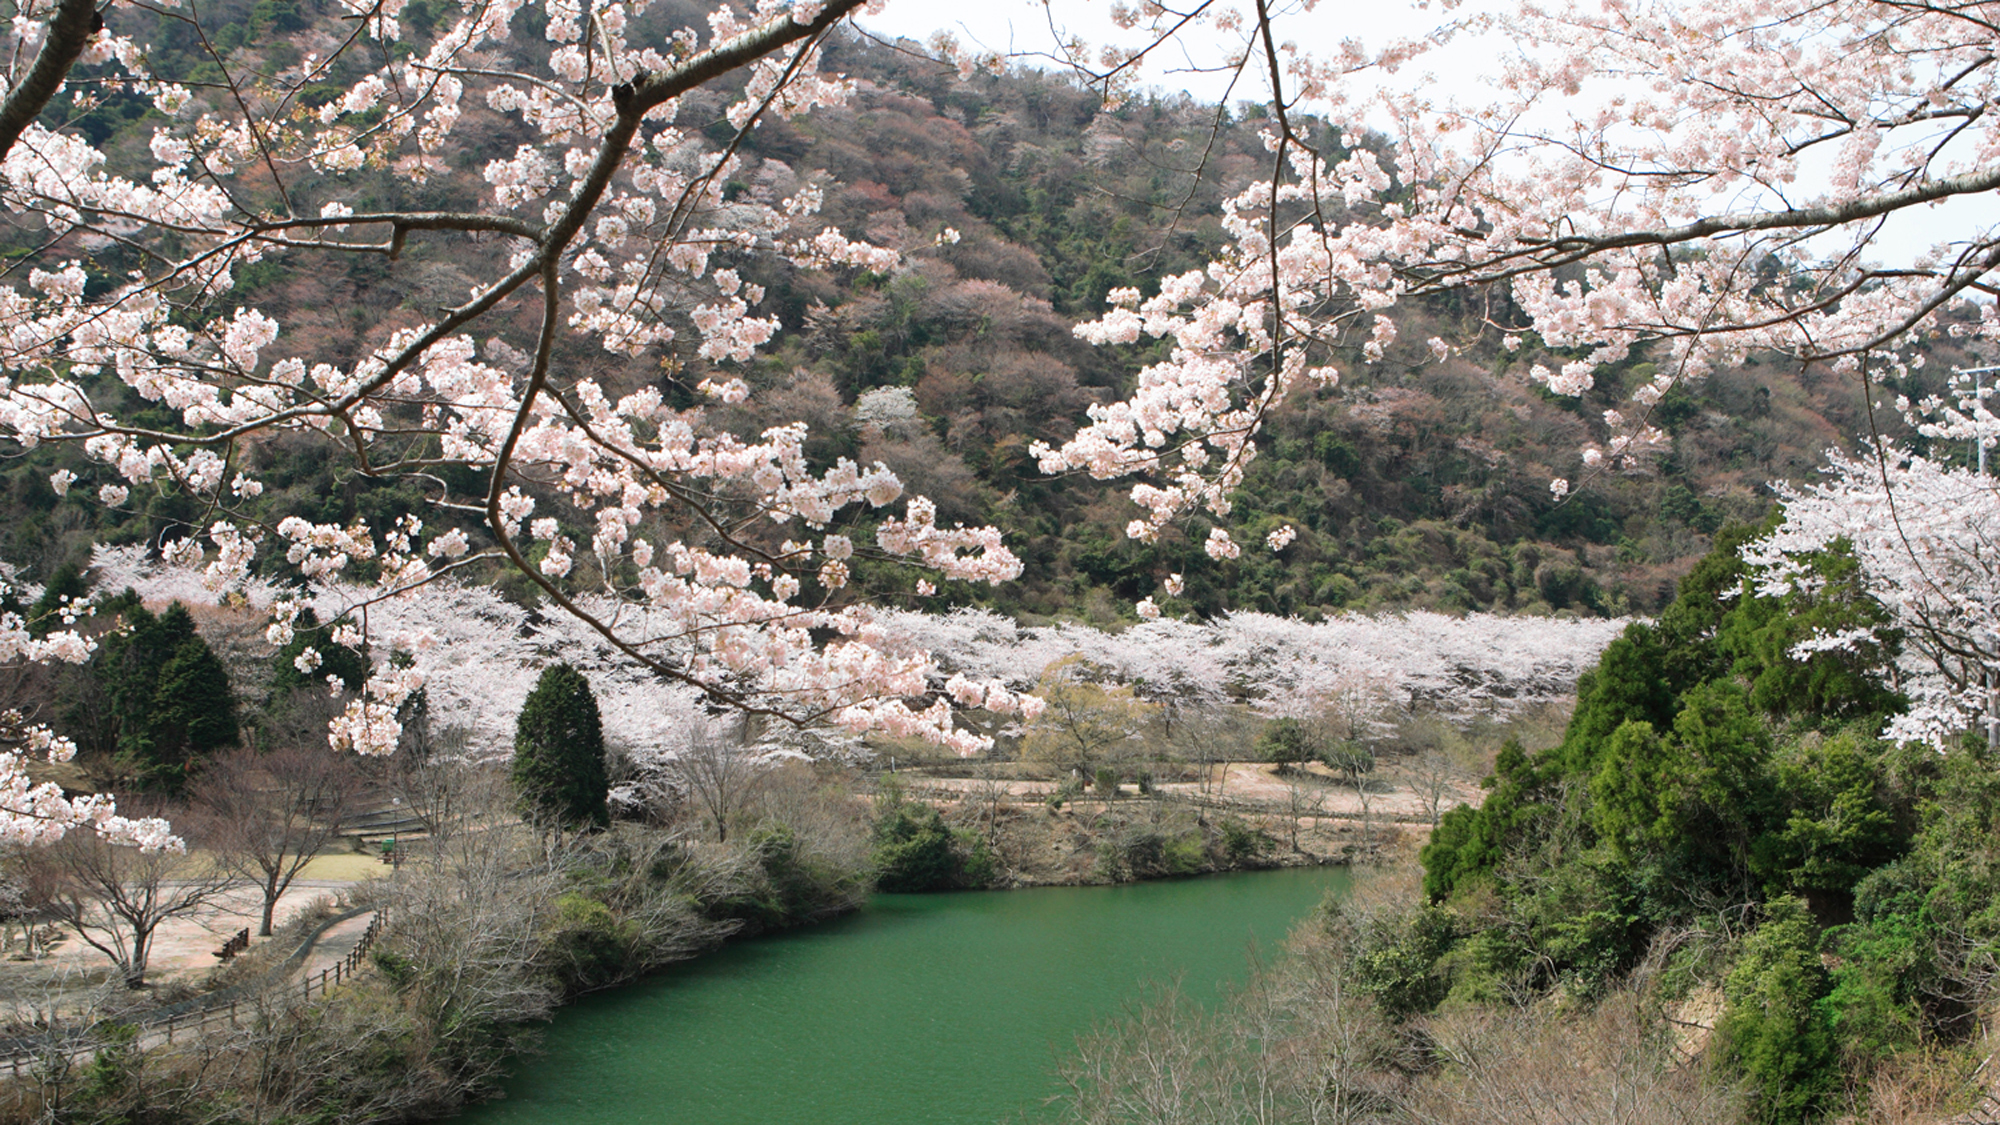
xmin=870 ymin=781 xmax=994 ymax=892
xmin=1716 ymin=897 xmax=1841 ymax=1125
xmin=1399 ymin=529 xmax=2000 ymax=1119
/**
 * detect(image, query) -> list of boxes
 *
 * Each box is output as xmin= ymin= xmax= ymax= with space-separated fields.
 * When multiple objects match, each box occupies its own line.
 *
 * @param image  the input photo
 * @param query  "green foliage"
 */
xmin=371 ymin=947 xmax=416 ymax=989
xmin=1345 ymin=902 xmax=1460 ymax=1020
xmin=28 ymin=559 xmax=87 ymax=636
xmin=1218 ymin=817 xmax=1271 ymax=865
xmin=1094 ymin=825 xmax=1210 ymax=882
xmin=74 ymin=1021 xmax=142 ymax=1108
xmin=1823 ymin=901 xmax=1926 ymax=1071
xmin=1093 ymin=766 xmax=1119 ymax=796
xmin=747 ymin=822 xmax=872 ymax=922
xmin=1716 ymin=897 xmax=1841 ymax=1125
xmin=1321 ymin=739 xmax=1375 ymax=787
xmin=1659 ymin=680 xmax=1778 ymax=886
xmin=1752 ymin=733 xmax=1902 ymax=900
xmin=94 ymin=599 xmax=239 ymax=789
xmin=1508 ymin=851 xmax=1644 ymax=992
xmin=511 ymin=663 xmax=610 ymax=834
xmin=1717 ymin=538 xmax=1904 ymax=721
xmin=1587 ymin=719 xmax=1672 ymax=859
xmin=1046 ymin=776 xmax=1082 ymax=811
xmin=1257 ymin=717 xmax=1314 ymax=772
xmin=1404 ymin=526 xmax=1967 ymax=1116
xmin=1652 ymin=522 xmax=1760 ymax=686
xmin=871 ymin=783 xmax=992 ymax=892
xmin=269 ymin=606 xmax=372 ymax=696
xmin=548 ymin=892 xmax=636 ymax=991
xmin=1557 ymin=623 xmax=1677 ymax=774
xmin=1419 ymin=738 xmax=1545 ymax=899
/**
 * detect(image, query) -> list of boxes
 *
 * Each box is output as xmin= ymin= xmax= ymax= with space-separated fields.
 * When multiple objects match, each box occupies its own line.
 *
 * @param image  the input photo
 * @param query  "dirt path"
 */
xmin=912 ymin=760 xmax=1479 ymax=822
xmin=295 ymin=911 xmax=378 ymax=980
xmin=0 ymin=854 xmax=385 ymax=1018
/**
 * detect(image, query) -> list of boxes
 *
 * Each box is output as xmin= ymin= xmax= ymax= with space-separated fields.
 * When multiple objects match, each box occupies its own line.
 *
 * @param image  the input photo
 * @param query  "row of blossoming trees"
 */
xmin=93 ymin=544 xmax=1625 ymax=786
xmin=0 ymin=0 xmax=1994 ymax=853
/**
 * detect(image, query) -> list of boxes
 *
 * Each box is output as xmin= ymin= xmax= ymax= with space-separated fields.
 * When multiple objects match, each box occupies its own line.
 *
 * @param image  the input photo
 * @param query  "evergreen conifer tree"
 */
xmin=268 ymin=607 xmax=371 ymax=696
xmin=511 ymin=663 xmax=610 ymax=836
xmin=96 ymin=601 xmax=239 ymax=789
xmin=28 ymin=561 xmax=87 ymax=636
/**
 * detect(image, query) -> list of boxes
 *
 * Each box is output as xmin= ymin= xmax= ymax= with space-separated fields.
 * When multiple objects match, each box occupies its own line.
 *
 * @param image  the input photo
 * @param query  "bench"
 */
xmin=213 ymin=927 xmax=250 ymax=960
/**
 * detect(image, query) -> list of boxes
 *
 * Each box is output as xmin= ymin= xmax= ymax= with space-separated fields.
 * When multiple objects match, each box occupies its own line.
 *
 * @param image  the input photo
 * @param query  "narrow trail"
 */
xmin=0 ymin=904 xmax=388 ymax=1073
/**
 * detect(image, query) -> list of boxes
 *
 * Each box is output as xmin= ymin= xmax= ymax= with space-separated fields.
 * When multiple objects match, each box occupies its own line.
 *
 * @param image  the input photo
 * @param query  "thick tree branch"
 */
xmin=0 ymin=0 xmax=100 ymax=162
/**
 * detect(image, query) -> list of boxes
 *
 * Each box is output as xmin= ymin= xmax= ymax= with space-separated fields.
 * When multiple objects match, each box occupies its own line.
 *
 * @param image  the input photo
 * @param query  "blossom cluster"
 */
xmin=1745 ymin=445 xmax=2000 ymax=749
xmin=0 ymin=581 xmax=178 ymax=849
xmin=0 ymin=0 xmax=1043 ymax=760
xmin=1037 ymin=0 xmax=2000 ymax=614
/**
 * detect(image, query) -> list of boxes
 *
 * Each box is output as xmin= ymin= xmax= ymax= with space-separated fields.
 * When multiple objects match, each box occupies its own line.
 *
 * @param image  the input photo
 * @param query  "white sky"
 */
xmin=854 ymin=0 xmax=1453 ymax=107
xmin=851 ymin=1 xmax=2000 ymax=269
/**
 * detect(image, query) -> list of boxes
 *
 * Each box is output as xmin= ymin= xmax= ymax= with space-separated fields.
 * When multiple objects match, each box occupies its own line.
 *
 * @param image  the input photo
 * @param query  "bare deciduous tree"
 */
xmin=1404 ymin=992 xmax=1745 ymax=1125
xmin=192 ymin=741 xmax=361 ymax=936
xmin=1056 ymin=981 xmax=1244 ymax=1125
xmin=1404 ymin=750 xmax=1458 ymax=828
xmin=673 ymin=720 xmax=771 ymax=844
xmin=1353 ymin=767 xmax=1378 ymax=861
xmin=1166 ymin=699 xmax=1249 ymax=801
xmin=32 ymin=812 xmax=235 ymax=988
xmin=1282 ymin=779 xmax=1327 ymax=857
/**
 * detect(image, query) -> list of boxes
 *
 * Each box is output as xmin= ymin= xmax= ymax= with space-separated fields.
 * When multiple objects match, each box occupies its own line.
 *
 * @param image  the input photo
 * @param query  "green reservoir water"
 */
xmin=457 ymin=866 xmax=1349 ymax=1125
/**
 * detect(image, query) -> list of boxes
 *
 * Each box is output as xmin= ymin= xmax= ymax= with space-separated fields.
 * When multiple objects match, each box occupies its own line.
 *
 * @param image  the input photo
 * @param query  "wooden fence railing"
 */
xmin=297 ymin=908 xmax=386 ymax=1006
xmin=0 ymin=905 xmax=389 ymax=1076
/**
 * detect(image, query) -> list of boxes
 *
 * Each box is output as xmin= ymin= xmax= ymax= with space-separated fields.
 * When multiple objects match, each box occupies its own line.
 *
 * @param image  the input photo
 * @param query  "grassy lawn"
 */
xmin=295 ymin=853 xmax=386 ymax=881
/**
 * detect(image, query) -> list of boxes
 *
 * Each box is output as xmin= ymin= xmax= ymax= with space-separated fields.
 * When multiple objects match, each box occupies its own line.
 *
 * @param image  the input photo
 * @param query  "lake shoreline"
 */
xmin=439 ymin=785 xmax=1382 ymax=1124
xmin=453 ymin=864 xmax=1356 ymax=1125
xmin=0 ymin=771 xmax=1392 ymax=1125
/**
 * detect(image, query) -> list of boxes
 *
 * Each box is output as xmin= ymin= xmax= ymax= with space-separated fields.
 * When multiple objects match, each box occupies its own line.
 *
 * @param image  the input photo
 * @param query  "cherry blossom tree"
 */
xmin=1034 ymin=0 xmax=2000 ymax=593
xmin=879 ymin=606 xmax=1624 ymax=747
xmin=0 ymin=0 xmax=1047 ymax=786
xmin=1745 ymin=445 xmax=2000 ymax=748
xmin=0 ymin=0 xmax=1987 ymax=837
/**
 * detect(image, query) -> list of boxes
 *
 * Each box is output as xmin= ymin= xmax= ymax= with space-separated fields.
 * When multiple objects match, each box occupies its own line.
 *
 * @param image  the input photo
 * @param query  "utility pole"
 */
xmin=1955 ymin=364 xmax=2000 ymax=475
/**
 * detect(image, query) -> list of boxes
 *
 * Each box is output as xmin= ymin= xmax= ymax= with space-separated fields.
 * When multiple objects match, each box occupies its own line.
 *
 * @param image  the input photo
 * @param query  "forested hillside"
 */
xmin=1 ymin=1 xmax=1965 ymax=622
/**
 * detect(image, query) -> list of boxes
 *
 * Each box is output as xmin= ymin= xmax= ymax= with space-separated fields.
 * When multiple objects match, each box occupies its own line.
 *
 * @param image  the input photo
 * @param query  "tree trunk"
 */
xmin=125 ymin=926 xmax=152 ymax=989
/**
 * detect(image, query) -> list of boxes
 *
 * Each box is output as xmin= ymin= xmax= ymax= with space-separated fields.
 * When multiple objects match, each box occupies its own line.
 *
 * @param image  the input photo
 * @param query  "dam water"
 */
xmin=457 ymin=865 xmax=1349 ymax=1125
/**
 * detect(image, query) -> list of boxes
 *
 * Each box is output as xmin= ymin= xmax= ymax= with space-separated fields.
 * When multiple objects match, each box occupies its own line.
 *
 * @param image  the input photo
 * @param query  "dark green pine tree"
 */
xmin=511 ymin=663 xmax=610 ymax=837
xmin=267 ymin=607 xmax=371 ymax=697
xmin=27 ymin=561 xmax=88 ymax=637
xmin=97 ymin=600 xmax=239 ymax=789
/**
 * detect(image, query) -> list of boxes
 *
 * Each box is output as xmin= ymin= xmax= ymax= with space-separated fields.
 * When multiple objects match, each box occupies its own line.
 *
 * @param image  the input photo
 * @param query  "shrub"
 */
xmin=871 ymin=789 xmax=991 ymax=892
xmin=1258 ymin=717 xmax=1314 ymax=773
xmin=1048 ymin=777 xmax=1082 ymax=811
xmin=548 ymin=891 xmax=633 ymax=991
xmin=1219 ymin=817 xmax=1272 ymax=865
xmin=1348 ymin=902 xmax=1460 ymax=1020
xmin=371 ymin=947 xmax=416 ymax=988
xmin=1162 ymin=834 xmax=1207 ymax=876
xmin=1716 ymin=896 xmax=1841 ymax=1125
xmin=1322 ymin=739 xmax=1375 ymax=787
